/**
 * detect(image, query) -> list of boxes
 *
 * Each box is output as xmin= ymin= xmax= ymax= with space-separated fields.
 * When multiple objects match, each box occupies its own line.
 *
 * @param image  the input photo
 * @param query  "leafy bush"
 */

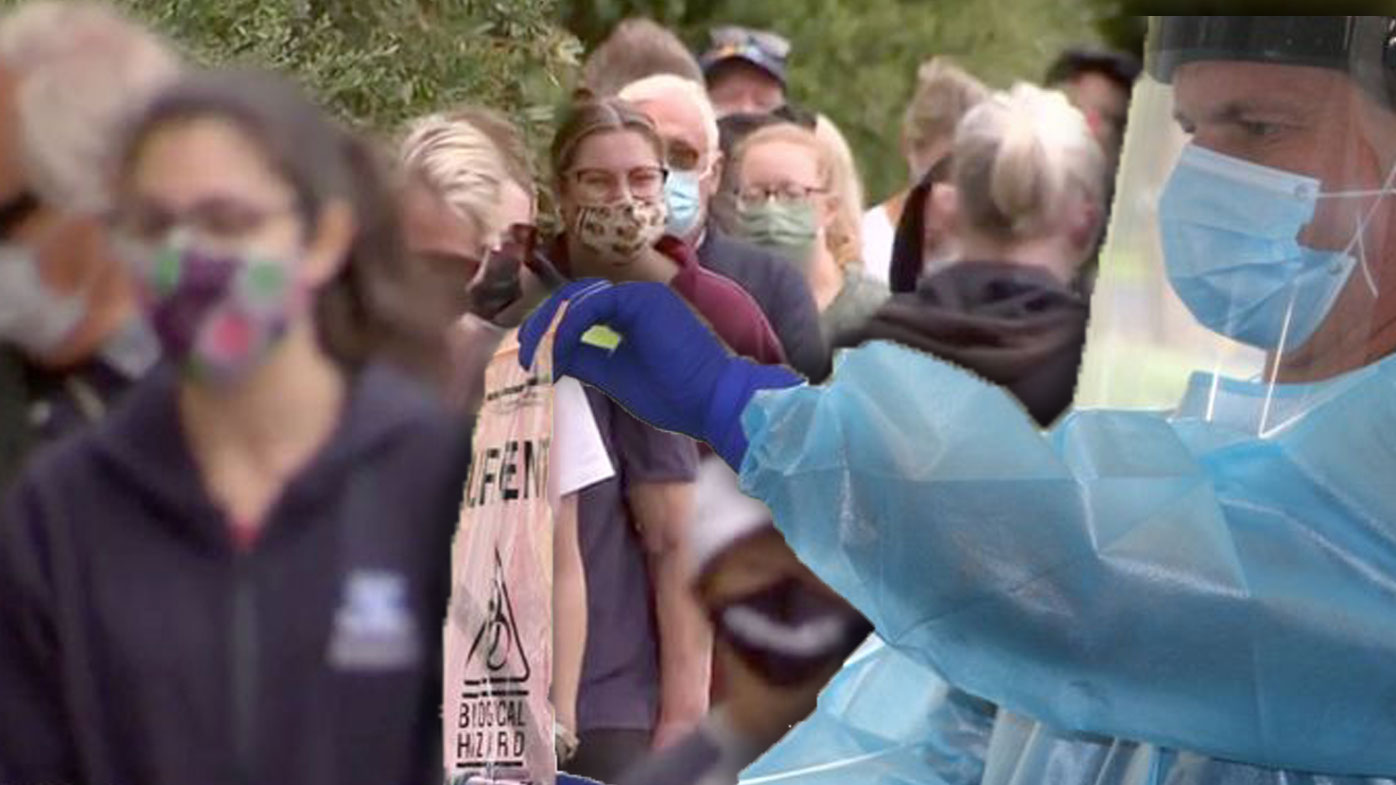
xmin=2 ymin=0 xmax=1135 ymax=209
xmin=0 ymin=0 xmax=581 ymax=155
xmin=562 ymin=0 xmax=1119 ymax=204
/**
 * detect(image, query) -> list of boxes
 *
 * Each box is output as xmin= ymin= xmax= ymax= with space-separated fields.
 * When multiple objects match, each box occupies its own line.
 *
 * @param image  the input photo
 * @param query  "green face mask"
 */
xmin=734 ymin=200 xmax=819 ymax=269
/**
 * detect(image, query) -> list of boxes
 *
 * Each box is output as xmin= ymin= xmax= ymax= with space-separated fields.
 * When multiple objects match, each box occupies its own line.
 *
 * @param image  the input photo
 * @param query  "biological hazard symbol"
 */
xmin=464 ymin=547 xmax=531 ymax=685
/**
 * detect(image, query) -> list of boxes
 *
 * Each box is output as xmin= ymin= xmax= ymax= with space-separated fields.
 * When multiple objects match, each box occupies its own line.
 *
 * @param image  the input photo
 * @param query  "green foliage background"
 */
xmin=5 ymin=0 xmax=1142 ymax=205
xmin=0 ymin=0 xmax=583 ymax=161
xmin=563 ymin=0 xmax=1142 ymax=203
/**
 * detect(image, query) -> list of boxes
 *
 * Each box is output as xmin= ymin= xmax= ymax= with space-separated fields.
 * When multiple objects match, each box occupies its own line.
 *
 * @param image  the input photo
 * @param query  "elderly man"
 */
xmin=524 ymin=14 xmax=1396 ymax=784
xmin=0 ymin=0 xmax=178 ymax=493
xmin=618 ymin=74 xmax=829 ymax=381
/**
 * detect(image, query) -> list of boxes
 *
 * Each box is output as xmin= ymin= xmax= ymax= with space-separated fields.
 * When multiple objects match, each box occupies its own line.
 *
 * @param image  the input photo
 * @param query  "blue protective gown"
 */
xmin=735 ymin=341 xmax=1396 ymax=781
xmin=740 ymin=635 xmax=995 ymax=785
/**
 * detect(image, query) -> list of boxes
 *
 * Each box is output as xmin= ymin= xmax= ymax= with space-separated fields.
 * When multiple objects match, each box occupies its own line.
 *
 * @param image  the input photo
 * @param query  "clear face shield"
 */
xmin=1076 ymin=16 xmax=1396 ymax=435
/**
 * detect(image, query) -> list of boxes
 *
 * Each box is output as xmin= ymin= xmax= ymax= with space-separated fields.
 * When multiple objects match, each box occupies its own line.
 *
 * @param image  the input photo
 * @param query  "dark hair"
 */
xmin=1045 ymin=48 xmax=1142 ymax=94
xmin=118 ymin=68 xmax=448 ymax=383
xmin=581 ymin=18 xmax=704 ymax=98
xmin=888 ymin=155 xmax=953 ymax=293
xmin=550 ymin=97 xmax=665 ymax=186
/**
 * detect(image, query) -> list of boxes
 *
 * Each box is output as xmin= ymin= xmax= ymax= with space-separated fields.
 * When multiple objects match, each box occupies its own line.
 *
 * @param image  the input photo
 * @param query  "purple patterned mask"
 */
xmin=133 ymin=239 xmax=304 ymax=385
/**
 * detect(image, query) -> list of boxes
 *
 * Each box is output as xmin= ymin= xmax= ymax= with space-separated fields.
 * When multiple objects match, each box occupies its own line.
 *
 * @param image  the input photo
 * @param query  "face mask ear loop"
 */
xmin=1330 ymin=158 xmax=1396 ymax=297
xmin=1260 ymin=305 xmax=1298 ymax=436
xmin=1354 ymin=212 xmax=1379 ymax=297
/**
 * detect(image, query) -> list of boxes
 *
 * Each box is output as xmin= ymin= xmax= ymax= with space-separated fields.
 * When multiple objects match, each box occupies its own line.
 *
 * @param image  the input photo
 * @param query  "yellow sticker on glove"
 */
xmin=581 ymin=325 xmax=622 ymax=351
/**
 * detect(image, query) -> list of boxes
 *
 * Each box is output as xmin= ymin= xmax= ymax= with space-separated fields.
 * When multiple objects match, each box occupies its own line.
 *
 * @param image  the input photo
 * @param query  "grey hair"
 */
xmin=0 ymin=1 xmax=180 ymax=213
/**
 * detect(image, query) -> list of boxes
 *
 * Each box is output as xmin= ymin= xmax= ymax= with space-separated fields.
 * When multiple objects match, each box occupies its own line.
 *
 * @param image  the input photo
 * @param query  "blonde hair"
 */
xmin=733 ymin=122 xmax=828 ymax=191
xmin=814 ymin=115 xmax=864 ymax=271
xmin=734 ymin=120 xmax=864 ymax=271
xmin=618 ymin=73 xmax=720 ymax=153
xmin=0 ymin=1 xmax=180 ymax=213
xmin=400 ymin=109 xmax=523 ymax=243
xmin=902 ymin=57 xmax=989 ymax=166
xmin=953 ymin=82 xmax=1105 ymax=242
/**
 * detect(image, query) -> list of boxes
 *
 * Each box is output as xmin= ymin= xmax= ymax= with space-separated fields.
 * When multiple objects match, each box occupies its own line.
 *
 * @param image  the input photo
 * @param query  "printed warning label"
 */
xmin=466 ymin=548 xmax=531 ymax=684
xmin=444 ymin=324 xmax=557 ymax=785
xmin=455 ymin=548 xmax=533 ymax=768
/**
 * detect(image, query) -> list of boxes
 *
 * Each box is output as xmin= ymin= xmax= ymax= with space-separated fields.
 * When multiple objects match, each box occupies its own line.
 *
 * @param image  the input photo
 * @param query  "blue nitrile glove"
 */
xmin=519 ymin=279 xmax=803 ymax=470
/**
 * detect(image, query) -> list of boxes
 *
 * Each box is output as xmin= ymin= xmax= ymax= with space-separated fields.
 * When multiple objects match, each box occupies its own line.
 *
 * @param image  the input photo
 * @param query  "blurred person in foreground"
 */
xmin=863 ymin=57 xmax=988 ymax=285
xmin=522 ymin=14 xmax=1396 ymax=784
xmin=0 ymin=69 xmax=464 ymax=785
xmin=618 ymin=73 xmax=828 ymax=380
xmin=616 ymin=463 xmax=870 ymax=785
xmin=0 ymin=0 xmax=179 ymax=494
xmin=726 ymin=121 xmax=886 ymax=342
xmin=700 ymin=26 xmax=789 ymax=119
xmin=398 ymin=106 xmax=604 ymax=768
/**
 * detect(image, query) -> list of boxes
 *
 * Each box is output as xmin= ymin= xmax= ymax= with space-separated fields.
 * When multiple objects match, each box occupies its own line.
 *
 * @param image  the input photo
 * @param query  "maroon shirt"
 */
xmin=550 ymin=234 xmax=787 ymax=366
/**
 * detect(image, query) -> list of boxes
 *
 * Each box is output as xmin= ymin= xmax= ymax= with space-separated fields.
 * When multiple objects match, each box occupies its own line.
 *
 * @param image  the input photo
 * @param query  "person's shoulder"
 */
xmin=703 ymin=230 xmax=788 ymax=278
xmin=678 ymin=254 xmax=770 ymax=324
xmin=358 ymin=362 xmax=454 ymax=422
xmin=351 ymin=362 xmax=470 ymax=454
xmin=5 ymin=424 xmax=104 ymax=504
xmin=855 ymin=269 xmax=891 ymax=296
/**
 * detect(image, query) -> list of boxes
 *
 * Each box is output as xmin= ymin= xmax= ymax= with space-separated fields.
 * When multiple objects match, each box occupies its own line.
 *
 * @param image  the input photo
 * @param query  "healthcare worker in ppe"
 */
xmin=522 ymin=15 xmax=1396 ymax=783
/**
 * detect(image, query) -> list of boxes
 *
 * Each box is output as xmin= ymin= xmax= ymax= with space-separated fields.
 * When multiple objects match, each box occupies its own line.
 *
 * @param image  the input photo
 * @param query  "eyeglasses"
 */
xmin=709 ymin=26 xmax=791 ymax=61
xmin=109 ymin=196 xmax=300 ymax=244
xmin=736 ymin=182 xmax=826 ymax=206
xmin=665 ymin=140 xmax=707 ymax=173
xmin=566 ymin=166 xmax=667 ymax=203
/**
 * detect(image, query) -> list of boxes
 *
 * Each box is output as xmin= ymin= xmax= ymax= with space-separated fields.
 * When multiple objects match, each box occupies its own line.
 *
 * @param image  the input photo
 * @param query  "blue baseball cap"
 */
xmin=701 ymin=25 xmax=790 ymax=86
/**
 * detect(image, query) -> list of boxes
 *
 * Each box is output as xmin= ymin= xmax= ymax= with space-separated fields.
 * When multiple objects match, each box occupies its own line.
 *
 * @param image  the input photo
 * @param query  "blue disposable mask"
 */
xmin=663 ymin=168 xmax=705 ymax=238
xmin=1158 ymin=144 xmax=1388 ymax=350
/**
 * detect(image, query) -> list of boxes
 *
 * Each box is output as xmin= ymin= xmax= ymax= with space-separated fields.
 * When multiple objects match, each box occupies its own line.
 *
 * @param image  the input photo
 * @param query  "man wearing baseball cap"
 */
xmin=700 ymin=26 xmax=790 ymax=118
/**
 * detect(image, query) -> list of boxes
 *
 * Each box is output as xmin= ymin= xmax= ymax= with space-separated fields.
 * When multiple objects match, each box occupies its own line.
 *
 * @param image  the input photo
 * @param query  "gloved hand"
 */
xmin=519 ymin=279 xmax=803 ymax=470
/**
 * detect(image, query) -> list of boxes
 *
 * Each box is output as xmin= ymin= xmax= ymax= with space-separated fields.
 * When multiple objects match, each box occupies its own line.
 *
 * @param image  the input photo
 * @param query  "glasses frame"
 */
xmin=735 ymin=182 xmax=828 ymax=207
xmin=564 ymin=165 xmax=670 ymax=204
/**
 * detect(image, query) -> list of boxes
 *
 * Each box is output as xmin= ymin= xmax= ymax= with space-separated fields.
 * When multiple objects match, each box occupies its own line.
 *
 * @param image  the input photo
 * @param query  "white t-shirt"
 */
xmin=548 ymin=376 xmax=614 ymax=510
xmin=861 ymin=205 xmax=897 ymax=286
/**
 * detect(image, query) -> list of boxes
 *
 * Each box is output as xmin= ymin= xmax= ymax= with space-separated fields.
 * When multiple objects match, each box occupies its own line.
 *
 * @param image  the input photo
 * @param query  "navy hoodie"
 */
xmin=0 ymin=362 xmax=471 ymax=785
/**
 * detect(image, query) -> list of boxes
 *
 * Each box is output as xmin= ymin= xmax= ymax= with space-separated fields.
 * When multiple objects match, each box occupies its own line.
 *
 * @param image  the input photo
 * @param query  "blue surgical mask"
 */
xmin=1158 ymin=144 xmax=1387 ymax=350
xmin=663 ymin=168 xmax=704 ymax=238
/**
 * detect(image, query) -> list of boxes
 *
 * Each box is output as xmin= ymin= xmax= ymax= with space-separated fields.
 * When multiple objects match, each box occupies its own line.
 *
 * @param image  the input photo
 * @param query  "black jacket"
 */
xmin=698 ymin=229 xmax=831 ymax=382
xmin=835 ymin=262 xmax=1089 ymax=427
xmin=0 ymin=362 xmax=470 ymax=785
xmin=1 ymin=321 xmax=157 ymax=498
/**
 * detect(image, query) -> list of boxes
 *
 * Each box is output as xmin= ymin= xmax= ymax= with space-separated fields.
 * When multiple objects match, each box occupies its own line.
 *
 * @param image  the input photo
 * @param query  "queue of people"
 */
xmin=14 ymin=6 xmax=1385 ymax=785
xmin=519 ymin=12 xmax=1396 ymax=785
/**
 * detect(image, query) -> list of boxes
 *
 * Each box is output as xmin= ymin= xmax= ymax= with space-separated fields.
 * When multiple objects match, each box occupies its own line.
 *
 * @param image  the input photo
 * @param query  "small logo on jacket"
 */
xmin=328 ymin=570 xmax=421 ymax=671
